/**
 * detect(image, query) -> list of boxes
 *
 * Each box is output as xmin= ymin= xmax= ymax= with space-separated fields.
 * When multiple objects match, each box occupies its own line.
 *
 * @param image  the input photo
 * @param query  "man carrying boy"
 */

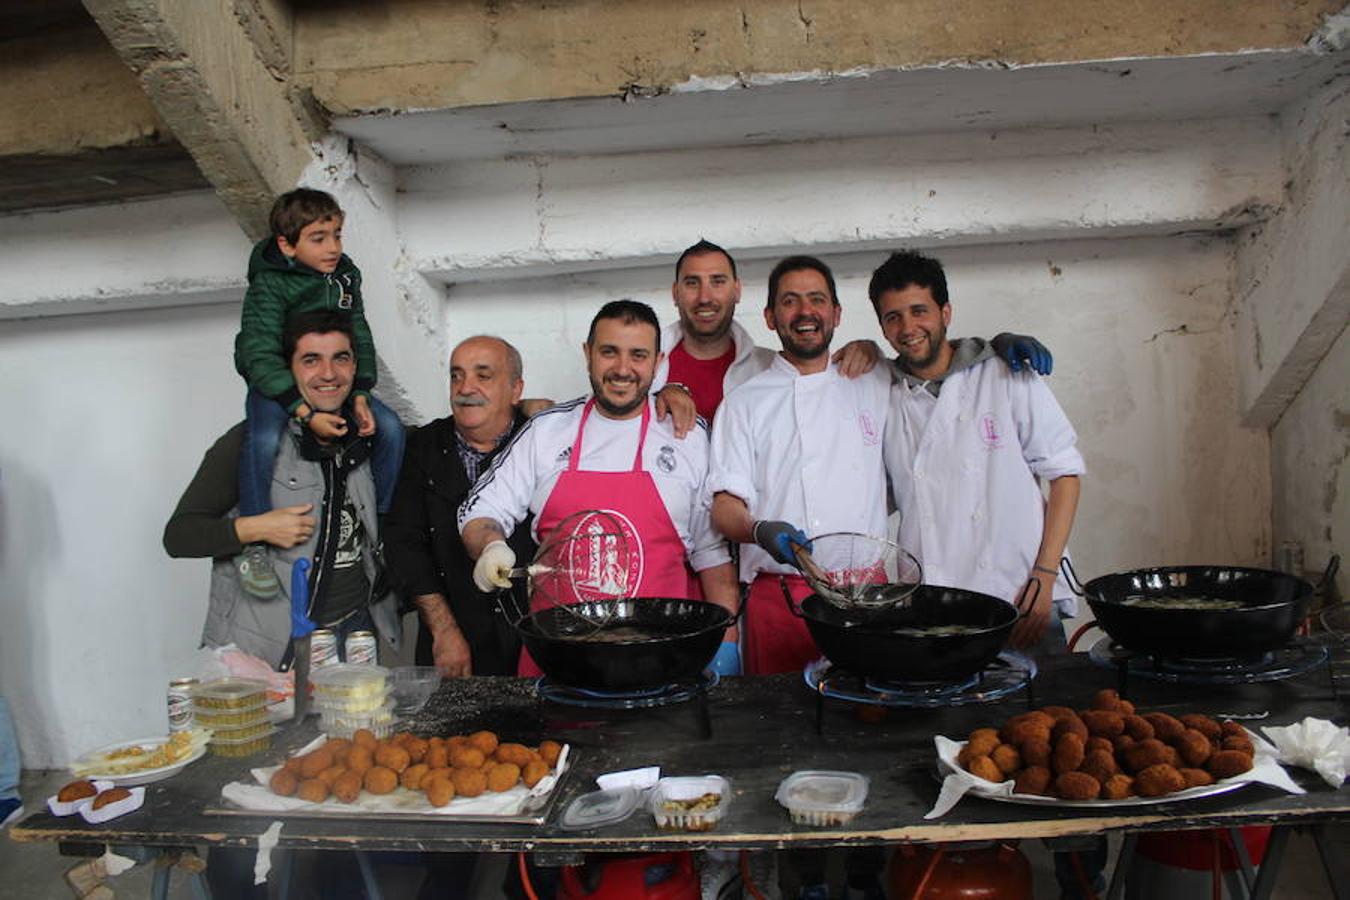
xmin=233 ymin=188 xmax=405 ymax=599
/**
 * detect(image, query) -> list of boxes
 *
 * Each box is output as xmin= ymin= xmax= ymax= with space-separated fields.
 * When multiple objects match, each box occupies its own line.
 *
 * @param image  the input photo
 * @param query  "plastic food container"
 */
xmin=311 ymin=664 xmax=389 ymax=703
xmin=559 ymin=786 xmax=641 ymax=831
xmin=650 ymin=775 xmax=729 ymax=832
xmin=391 ymin=666 xmax=440 ymax=715
xmin=193 ymin=702 xmax=270 ymax=729
xmin=317 ymin=700 xmax=397 ymax=739
xmin=191 ymin=678 xmax=268 ymax=710
xmin=311 ymin=686 xmax=393 ymax=715
xmin=775 ymin=770 xmax=869 ymax=826
xmin=208 ymin=727 xmax=277 ymax=757
xmin=203 ymin=719 xmax=273 ymax=741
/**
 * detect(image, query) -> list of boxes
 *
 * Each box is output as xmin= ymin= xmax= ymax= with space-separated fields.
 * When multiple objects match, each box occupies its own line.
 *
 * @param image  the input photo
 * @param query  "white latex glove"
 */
xmin=472 ymin=540 xmax=516 ymax=592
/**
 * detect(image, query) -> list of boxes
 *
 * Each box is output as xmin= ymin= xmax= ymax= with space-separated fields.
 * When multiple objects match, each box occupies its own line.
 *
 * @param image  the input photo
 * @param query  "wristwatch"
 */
xmin=295 ymin=406 xmax=315 ymax=426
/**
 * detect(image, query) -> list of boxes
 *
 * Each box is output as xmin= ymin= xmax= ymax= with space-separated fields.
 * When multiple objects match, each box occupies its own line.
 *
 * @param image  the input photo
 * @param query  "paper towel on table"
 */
xmin=925 ymin=728 xmax=1302 ymax=820
xmin=1262 ymin=717 xmax=1350 ymax=789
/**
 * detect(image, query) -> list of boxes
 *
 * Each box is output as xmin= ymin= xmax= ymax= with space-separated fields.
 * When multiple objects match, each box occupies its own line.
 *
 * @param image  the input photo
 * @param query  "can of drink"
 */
xmin=167 ymin=677 xmax=198 ymax=733
xmin=1279 ymin=541 xmax=1305 ymax=576
xmin=309 ymin=628 xmax=339 ymax=669
xmin=344 ymin=630 xmax=377 ymax=665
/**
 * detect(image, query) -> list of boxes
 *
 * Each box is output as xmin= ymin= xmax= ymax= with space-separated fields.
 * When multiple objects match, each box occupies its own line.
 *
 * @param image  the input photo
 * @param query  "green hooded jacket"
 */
xmin=233 ymin=237 xmax=377 ymax=413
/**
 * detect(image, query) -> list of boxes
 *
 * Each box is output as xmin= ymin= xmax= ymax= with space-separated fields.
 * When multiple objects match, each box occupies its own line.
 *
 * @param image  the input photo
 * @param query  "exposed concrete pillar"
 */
xmin=82 ymin=0 xmax=322 ymax=239
xmin=1232 ymin=75 xmax=1350 ymax=427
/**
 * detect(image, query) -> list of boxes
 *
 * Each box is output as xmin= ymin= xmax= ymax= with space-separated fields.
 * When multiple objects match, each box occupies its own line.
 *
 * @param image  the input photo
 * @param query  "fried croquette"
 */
xmin=404 ymin=737 xmax=429 ymax=764
xmin=283 ymin=755 xmax=305 ymax=774
xmin=1079 ymin=749 xmax=1120 ymax=783
xmin=1118 ymin=700 xmax=1136 ymax=715
xmin=1142 ymin=713 xmax=1185 ymax=743
xmin=374 ymin=745 xmax=411 ymax=774
xmin=1221 ymin=735 xmax=1255 ymax=756
xmin=1051 ymin=715 xmax=1089 ymax=744
xmin=1123 ymin=739 xmax=1171 ymax=773
xmin=332 ymin=771 xmax=363 ymax=803
xmin=296 ymin=778 xmax=330 ymax=803
xmin=1014 ymin=766 xmax=1053 ymax=796
xmin=425 ymin=744 xmax=450 ymax=769
xmin=451 ymin=767 xmax=488 ymax=798
xmin=1180 ymin=768 xmax=1214 ymax=788
xmin=298 ymin=749 xmax=335 ymax=778
xmin=269 ymin=770 xmax=299 ymax=797
xmin=400 ymin=763 xmax=430 ymax=791
xmin=487 ymin=762 xmax=521 ymax=793
xmin=965 ymin=728 xmax=1001 ymax=758
xmin=494 ymin=743 xmax=534 ymax=767
xmin=538 ymin=740 xmax=563 ymax=768
xmin=1040 ymin=705 xmax=1078 ymax=722
xmin=316 ymin=765 xmax=347 ymax=787
xmin=1219 ymin=720 xmax=1246 ymax=739
xmin=991 ymin=744 xmax=1022 ymax=775
xmin=1101 ymin=774 xmax=1135 ymax=800
xmin=1054 ymin=771 xmax=1101 ymax=800
xmin=345 ymin=745 xmax=374 ymax=775
xmin=1162 ymin=746 xmax=1182 ymax=769
xmin=424 ymin=777 xmax=455 ymax=807
xmin=1081 ymin=710 xmax=1126 ymax=738
xmin=1112 ymin=734 xmax=1137 ymax=753
xmin=1135 ymin=764 xmax=1186 ymax=797
xmin=469 ymin=731 xmax=499 ymax=756
xmin=965 ymin=754 xmax=1005 ymax=783
xmin=1092 ymin=688 xmax=1126 ymax=712
xmin=522 ymin=759 xmax=550 ymax=788
xmin=57 ymin=780 xmax=98 ymax=803
xmin=1122 ymin=715 xmax=1155 ymax=741
xmin=91 ymin=788 xmax=132 ymax=810
xmin=363 ymin=765 xmax=399 ymax=795
xmin=352 ymin=729 xmax=378 ymax=750
xmin=1086 ymin=737 xmax=1114 ymax=756
xmin=1179 ymin=714 xmax=1222 ymax=741
xmin=1206 ymin=750 xmax=1254 ymax=779
xmin=325 ymin=737 xmax=352 ymax=758
xmin=1052 ymin=732 xmax=1086 ymax=775
xmin=1175 ymin=729 xmax=1213 ymax=767
xmin=1000 ymin=712 xmax=1052 ymax=744
xmin=449 ymin=746 xmax=486 ymax=769
xmin=1022 ymin=739 xmax=1052 ymax=768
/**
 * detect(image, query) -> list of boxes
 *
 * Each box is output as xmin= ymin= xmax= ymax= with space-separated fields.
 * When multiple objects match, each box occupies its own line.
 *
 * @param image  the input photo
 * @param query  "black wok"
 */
xmin=515 ymin=597 xmax=734 ymax=691
xmin=784 ymin=579 xmax=1029 ymax=681
xmin=1064 ymin=556 xmax=1339 ymax=658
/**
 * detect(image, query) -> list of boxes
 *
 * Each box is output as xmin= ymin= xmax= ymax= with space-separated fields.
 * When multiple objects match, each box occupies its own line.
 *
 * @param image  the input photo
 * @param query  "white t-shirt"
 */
xmin=458 ymin=397 xmax=730 ymax=573
xmin=708 ymin=357 xmax=892 ymax=581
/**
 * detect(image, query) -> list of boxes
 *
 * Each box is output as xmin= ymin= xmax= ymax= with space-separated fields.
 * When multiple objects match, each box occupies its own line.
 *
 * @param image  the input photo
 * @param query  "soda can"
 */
xmin=345 ymin=630 xmax=377 ymax=665
xmin=309 ymin=629 xmax=339 ymax=669
xmin=167 ymin=677 xmax=198 ymax=733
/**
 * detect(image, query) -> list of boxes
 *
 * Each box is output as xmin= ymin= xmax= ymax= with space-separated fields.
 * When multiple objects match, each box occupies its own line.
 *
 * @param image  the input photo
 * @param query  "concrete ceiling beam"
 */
xmin=294 ymin=0 xmax=1346 ymax=114
xmin=1233 ymin=76 xmax=1350 ymax=428
xmin=82 ymin=0 xmax=322 ymax=239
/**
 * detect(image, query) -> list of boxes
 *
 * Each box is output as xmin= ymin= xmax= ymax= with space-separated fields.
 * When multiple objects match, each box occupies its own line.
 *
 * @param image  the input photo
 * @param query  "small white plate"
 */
xmin=71 ymin=737 xmax=207 ymax=787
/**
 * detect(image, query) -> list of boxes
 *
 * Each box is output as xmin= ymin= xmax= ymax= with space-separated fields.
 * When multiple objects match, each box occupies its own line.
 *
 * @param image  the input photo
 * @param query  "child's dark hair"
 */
xmin=282 ymin=310 xmax=356 ymax=361
xmin=269 ymin=188 xmax=343 ymax=245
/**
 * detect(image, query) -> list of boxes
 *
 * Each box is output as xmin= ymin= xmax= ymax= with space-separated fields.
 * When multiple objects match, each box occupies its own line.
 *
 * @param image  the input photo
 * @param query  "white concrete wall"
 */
xmin=441 ymin=235 xmax=1272 ymax=585
xmin=1271 ymin=324 xmax=1349 ymax=596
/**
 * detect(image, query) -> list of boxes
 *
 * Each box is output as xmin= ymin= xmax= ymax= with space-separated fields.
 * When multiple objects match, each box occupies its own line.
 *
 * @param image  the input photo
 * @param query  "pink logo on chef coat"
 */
xmin=558 ymin=509 xmax=644 ymax=603
xmin=979 ymin=413 xmax=1002 ymax=450
xmin=858 ymin=412 xmax=879 ymax=446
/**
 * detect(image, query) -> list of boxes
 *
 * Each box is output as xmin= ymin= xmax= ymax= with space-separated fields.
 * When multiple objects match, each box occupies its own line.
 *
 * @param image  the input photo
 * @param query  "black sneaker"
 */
xmin=0 ymin=797 xmax=23 ymax=828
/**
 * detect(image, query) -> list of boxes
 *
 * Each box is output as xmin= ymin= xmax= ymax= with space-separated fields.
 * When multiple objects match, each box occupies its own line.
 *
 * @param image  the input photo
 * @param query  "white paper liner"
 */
xmin=254 ymin=821 xmax=284 ymax=884
xmin=80 ymin=786 xmax=146 ymax=823
xmin=47 ymin=780 xmax=114 ymax=817
xmin=220 ymin=739 xmax=571 ymax=817
xmin=926 ymin=727 xmax=1302 ymax=820
xmin=1262 ymin=717 xmax=1350 ymax=789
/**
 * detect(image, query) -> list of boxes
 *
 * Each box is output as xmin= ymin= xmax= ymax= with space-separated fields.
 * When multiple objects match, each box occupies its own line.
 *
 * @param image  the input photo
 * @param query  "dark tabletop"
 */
xmin=11 ymin=648 xmax=1349 ymax=854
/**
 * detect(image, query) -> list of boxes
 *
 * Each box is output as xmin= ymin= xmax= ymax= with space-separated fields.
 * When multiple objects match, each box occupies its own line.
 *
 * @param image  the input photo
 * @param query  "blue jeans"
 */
xmin=239 ymin=388 xmax=405 ymax=516
xmin=0 ymin=696 xmax=19 ymax=801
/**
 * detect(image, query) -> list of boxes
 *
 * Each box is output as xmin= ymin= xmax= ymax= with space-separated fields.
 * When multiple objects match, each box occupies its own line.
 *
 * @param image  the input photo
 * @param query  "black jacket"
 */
xmin=383 ymin=411 xmax=535 ymax=674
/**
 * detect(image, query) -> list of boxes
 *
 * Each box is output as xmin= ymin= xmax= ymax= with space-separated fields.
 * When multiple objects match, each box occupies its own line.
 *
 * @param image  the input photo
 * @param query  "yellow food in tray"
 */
xmin=72 ymin=729 xmax=211 ymax=777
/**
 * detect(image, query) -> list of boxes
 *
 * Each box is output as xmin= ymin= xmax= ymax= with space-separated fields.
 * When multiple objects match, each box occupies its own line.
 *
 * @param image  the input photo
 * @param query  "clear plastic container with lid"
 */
xmin=318 ymin=699 xmax=397 ymax=739
xmin=559 ymin=786 xmax=641 ymax=831
xmin=194 ymin=702 xmax=270 ymax=730
xmin=311 ymin=664 xmax=389 ymax=702
xmin=650 ymin=775 xmax=729 ymax=832
xmin=312 ymin=685 xmax=394 ymax=714
xmin=191 ymin=678 xmax=267 ymax=710
xmin=208 ymin=726 xmax=277 ymax=757
xmin=774 ymin=770 xmax=869 ymax=826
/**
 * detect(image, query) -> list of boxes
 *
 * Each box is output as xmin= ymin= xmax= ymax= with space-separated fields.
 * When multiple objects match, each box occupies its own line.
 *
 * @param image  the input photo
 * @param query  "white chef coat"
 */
xmin=885 ymin=357 xmax=1085 ymax=613
xmin=709 ymin=357 xmax=891 ymax=582
xmin=653 ymin=319 xmax=777 ymax=400
xmin=458 ymin=396 xmax=730 ymax=573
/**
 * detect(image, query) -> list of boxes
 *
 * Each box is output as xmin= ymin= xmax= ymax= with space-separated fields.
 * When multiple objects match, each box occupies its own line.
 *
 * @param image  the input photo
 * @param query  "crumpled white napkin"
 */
xmin=1262 ymin=717 xmax=1350 ymax=789
xmin=596 ymin=766 xmax=660 ymax=792
xmin=925 ymin=727 xmax=1302 ymax=820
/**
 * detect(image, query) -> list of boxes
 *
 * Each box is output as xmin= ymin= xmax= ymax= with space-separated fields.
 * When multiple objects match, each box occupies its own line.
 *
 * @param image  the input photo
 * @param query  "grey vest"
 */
xmin=201 ymin=425 xmax=400 ymax=669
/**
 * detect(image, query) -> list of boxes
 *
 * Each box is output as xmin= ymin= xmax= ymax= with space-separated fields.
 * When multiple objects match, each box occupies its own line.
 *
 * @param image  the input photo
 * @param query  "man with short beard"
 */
xmin=459 ymin=300 xmax=741 ymax=676
xmin=384 ymin=335 xmax=538 ymax=677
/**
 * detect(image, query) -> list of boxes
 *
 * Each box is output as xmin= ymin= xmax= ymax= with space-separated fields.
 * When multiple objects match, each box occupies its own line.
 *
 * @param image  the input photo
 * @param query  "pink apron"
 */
xmin=522 ymin=399 xmax=696 ymax=676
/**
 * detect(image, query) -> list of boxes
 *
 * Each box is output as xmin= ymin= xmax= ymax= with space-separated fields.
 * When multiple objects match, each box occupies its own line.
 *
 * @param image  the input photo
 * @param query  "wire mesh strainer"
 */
xmin=791 ymin=531 xmax=923 ymax=613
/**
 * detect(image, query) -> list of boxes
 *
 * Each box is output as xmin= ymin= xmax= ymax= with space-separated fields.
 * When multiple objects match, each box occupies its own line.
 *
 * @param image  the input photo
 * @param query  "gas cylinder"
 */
xmin=558 ymin=851 xmax=701 ymax=900
xmin=888 ymin=842 xmax=1034 ymax=900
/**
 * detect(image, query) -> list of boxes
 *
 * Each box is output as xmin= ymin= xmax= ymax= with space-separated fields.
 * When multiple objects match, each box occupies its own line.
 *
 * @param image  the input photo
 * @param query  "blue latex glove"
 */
xmin=289 ymin=558 xmax=315 ymax=639
xmin=752 ymin=520 xmax=810 ymax=565
xmin=990 ymin=332 xmax=1053 ymax=376
xmin=709 ymin=641 xmax=741 ymax=677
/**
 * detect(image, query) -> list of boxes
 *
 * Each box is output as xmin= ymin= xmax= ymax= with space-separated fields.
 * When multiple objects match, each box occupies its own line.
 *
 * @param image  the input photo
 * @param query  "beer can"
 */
xmin=309 ymin=629 xmax=339 ymax=669
xmin=167 ymin=677 xmax=198 ymax=733
xmin=345 ymin=630 xmax=377 ymax=666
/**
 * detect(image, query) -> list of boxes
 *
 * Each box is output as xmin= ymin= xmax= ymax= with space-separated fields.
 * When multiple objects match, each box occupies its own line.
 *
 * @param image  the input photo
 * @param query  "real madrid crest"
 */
xmin=657 ymin=445 xmax=677 ymax=474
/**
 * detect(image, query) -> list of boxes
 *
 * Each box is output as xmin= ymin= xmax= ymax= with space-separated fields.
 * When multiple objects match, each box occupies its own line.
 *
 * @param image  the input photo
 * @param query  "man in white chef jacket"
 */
xmin=458 ymin=299 xmax=742 ymax=675
xmin=874 ymin=248 xmax=1085 ymax=650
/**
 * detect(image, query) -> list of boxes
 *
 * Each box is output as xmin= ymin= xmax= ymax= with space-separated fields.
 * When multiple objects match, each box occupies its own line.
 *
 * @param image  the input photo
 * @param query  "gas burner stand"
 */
xmin=535 ymin=670 xmax=718 ymax=738
xmin=1086 ymin=636 xmax=1334 ymax=697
